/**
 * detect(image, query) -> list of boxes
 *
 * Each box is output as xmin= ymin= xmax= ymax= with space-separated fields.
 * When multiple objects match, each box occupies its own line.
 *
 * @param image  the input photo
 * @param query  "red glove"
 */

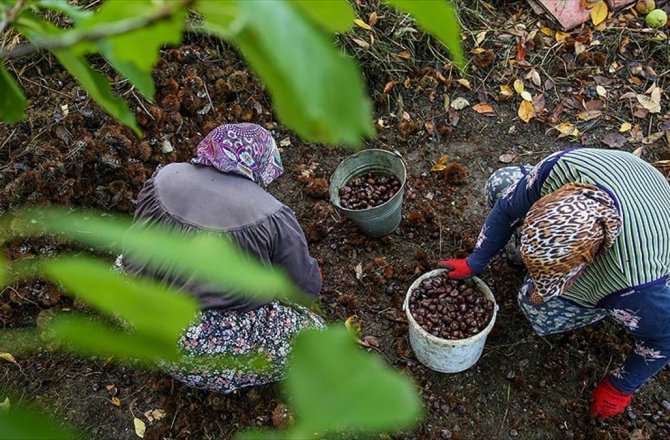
xmin=590 ymin=377 xmax=633 ymax=419
xmin=437 ymin=258 xmax=475 ymax=279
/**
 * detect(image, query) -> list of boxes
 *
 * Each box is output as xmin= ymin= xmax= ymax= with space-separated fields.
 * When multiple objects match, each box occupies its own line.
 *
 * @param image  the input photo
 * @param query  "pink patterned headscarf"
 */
xmin=192 ymin=123 xmax=284 ymax=186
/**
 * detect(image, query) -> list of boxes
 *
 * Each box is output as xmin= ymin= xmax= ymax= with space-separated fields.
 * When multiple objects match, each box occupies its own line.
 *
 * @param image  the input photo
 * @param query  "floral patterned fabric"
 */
xmin=192 ymin=123 xmax=284 ymax=187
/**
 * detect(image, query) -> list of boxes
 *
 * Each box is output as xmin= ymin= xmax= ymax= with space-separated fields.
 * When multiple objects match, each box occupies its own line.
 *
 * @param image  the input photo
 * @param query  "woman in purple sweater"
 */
xmin=120 ymin=123 xmax=323 ymax=394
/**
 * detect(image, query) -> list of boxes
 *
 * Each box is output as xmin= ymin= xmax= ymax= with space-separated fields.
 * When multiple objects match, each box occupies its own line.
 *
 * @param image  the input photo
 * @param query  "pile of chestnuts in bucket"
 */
xmin=339 ymin=172 xmax=401 ymax=210
xmin=409 ymin=276 xmax=494 ymax=340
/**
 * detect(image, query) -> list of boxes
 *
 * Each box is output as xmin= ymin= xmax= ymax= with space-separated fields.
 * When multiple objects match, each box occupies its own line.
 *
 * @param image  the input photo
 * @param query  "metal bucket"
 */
xmin=403 ymin=269 xmax=498 ymax=373
xmin=329 ymin=149 xmax=407 ymax=238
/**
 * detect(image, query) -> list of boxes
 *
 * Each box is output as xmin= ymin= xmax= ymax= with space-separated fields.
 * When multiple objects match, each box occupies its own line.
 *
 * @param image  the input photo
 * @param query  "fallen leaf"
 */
xmin=354 ymin=18 xmax=372 ymax=30
xmin=532 ymin=93 xmax=546 ymax=114
xmin=576 ymin=110 xmax=602 ymax=121
xmin=518 ymin=100 xmax=535 ymax=123
xmin=574 ymin=41 xmax=586 ymax=56
xmin=368 ymin=11 xmax=379 ymax=26
xmin=636 ymin=94 xmax=660 ymax=113
xmin=359 ymin=335 xmax=380 ymax=349
xmin=398 ymin=50 xmax=411 ymax=59
xmin=554 ymin=123 xmax=580 ymax=138
xmin=590 ymin=1 xmax=608 ymax=26
xmin=431 ymin=156 xmax=449 ymax=172
xmin=279 ymin=137 xmax=291 ymax=147
xmin=516 ymin=41 xmax=526 ymax=62
xmin=632 ymin=147 xmax=645 ymax=158
xmin=499 ymin=153 xmax=516 ymax=163
xmin=384 ymin=265 xmax=394 ymax=279
xmin=520 ymin=91 xmax=533 ymax=102
xmin=540 ymin=27 xmax=555 ymax=37
xmin=475 ymin=30 xmax=487 ymax=46
xmin=619 ymin=122 xmax=632 ymax=132
xmin=555 ymin=31 xmax=570 ymax=42
xmin=500 ymin=85 xmax=513 ymax=97
xmin=383 ymin=80 xmax=398 ymax=94
xmin=144 ymin=409 xmax=167 ymax=423
xmin=354 ymin=262 xmax=363 ymax=280
xmin=472 ymin=103 xmax=495 ymax=115
xmin=344 ymin=315 xmax=362 ymax=337
xmin=596 ymin=85 xmax=607 ymax=97
xmin=526 ymin=69 xmax=541 ymax=87
xmin=111 ymin=397 xmax=121 ymax=407
xmin=450 ymin=97 xmax=470 ymax=110
xmin=619 ymin=92 xmax=636 ymax=100
xmin=601 ymin=133 xmax=627 ymax=148
xmin=352 ymin=38 xmax=370 ymax=49
xmin=424 ymin=121 xmax=435 ymax=135
xmin=632 ymin=107 xmax=649 ymax=119
xmin=642 ymin=132 xmax=664 ymax=145
xmin=0 ymin=397 xmax=9 ymax=411
xmin=513 ymin=79 xmax=524 ymax=94
xmin=0 ymin=353 xmax=17 ymax=364
xmin=472 ymin=49 xmax=495 ymax=68
xmin=457 ymin=78 xmax=471 ymax=89
xmin=134 ymin=418 xmax=146 ymax=439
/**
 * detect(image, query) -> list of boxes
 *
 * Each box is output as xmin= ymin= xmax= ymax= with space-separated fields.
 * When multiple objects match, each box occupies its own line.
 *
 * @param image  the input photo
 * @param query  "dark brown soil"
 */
xmin=2 ymin=2 xmax=670 ymax=439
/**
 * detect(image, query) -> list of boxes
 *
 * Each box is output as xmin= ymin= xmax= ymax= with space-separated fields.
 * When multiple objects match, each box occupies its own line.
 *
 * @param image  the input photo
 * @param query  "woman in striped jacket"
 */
xmin=438 ymin=148 xmax=670 ymax=419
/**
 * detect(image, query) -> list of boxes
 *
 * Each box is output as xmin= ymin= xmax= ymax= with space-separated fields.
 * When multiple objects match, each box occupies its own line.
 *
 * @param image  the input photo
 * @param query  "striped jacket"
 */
xmin=468 ymin=148 xmax=670 ymax=393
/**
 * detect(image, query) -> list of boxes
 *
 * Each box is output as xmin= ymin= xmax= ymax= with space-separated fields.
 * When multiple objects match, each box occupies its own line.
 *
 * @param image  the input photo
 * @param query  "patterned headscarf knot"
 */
xmin=520 ymin=183 xmax=622 ymax=304
xmin=192 ymin=123 xmax=284 ymax=186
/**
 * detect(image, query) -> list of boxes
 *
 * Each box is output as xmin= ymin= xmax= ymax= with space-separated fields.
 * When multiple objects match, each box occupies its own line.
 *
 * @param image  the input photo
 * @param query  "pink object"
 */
xmin=528 ymin=0 xmax=636 ymax=31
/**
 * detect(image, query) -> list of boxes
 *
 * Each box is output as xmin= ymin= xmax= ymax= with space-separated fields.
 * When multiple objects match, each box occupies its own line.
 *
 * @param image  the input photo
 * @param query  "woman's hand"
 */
xmin=590 ymin=377 xmax=633 ymax=419
xmin=436 ymin=258 xmax=475 ymax=279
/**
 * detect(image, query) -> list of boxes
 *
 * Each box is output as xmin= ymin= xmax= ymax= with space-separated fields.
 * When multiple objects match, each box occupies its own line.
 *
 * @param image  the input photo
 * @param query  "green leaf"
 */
xmin=290 ymin=0 xmax=354 ymax=33
xmin=0 ymin=402 xmax=78 ymax=439
xmin=37 ymin=0 xmax=93 ymax=22
xmin=12 ymin=208 xmax=302 ymax=303
xmin=43 ymin=257 xmax=198 ymax=341
xmin=285 ymin=326 xmax=422 ymax=435
xmin=53 ymin=51 xmax=140 ymax=135
xmin=385 ymin=0 xmax=464 ymax=69
xmin=0 ymin=64 xmax=27 ymax=123
xmin=199 ymin=0 xmax=374 ymax=147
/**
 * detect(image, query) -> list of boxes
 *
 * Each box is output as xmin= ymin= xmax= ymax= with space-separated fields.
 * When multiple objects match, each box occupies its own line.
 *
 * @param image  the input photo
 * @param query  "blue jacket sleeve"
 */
xmin=600 ymin=281 xmax=670 ymax=394
xmin=466 ymin=154 xmax=560 ymax=273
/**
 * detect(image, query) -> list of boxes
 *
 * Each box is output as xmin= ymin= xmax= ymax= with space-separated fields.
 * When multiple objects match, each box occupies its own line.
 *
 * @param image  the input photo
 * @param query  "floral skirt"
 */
xmin=114 ymin=255 xmax=325 ymax=394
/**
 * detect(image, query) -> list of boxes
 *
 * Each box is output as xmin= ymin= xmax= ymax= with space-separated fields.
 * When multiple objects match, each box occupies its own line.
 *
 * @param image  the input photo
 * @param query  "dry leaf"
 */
xmin=555 ymin=31 xmax=570 ymax=42
xmin=424 ymin=121 xmax=435 ymax=135
xmin=354 ymin=262 xmax=363 ymax=280
xmin=619 ymin=122 xmax=632 ymax=132
xmin=0 ymin=397 xmax=9 ymax=411
xmin=383 ymin=80 xmax=398 ymax=94
xmin=134 ymin=418 xmax=146 ymax=438
xmin=431 ymin=156 xmax=449 ymax=172
xmin=144 ymin=409 xmax=167 ymax=423
xmin=642 ymin=132 xmax=664 ymax=145
xmin=526 ymin=69 xmax=541 ymax=87
xmin=499 ymin=153 xmax=517 ymax=163
xmin=576 ymin=110 xmax=602 ymax=121
xmin=472 ymin=103 xmax=495 ymax=115
xmin=457 ymin=78 xmax=471 ymax=89
xmin=518 ymin=100 xmax=535 ymax=123
xmin=540 ymin=27 xmax=555 ymax=37
xmin=554 ymin=123 xmax=580 ymax=138
xmin=520 ymin=91 xmax=533 ymax=102
xmin=475 ymin=30 xmax=487 ymax=46
xmin=590 ymin=1 xmax=608 ymax=26
xmin=111 ymin=397 xmax=121 ymax=407
xmin=368 ymin=11 xmax=379 ymax=26
xmin=450 ymin=97 xmax=470 ymax=110
xmin=344 ymin=315 xmax=362 ymax=337
xmin=601 ymin=133 xmax=627 ymax=148
xmin=596 ymin=85 xmax=607 ymax=97
xmin=513 ymin=79 xmax=524 ymax=94
xmin=632 ymin=147 xmax=645 ymax=158
xmin=574 ymin=42 xmax=586 ymax=56
xmin=636 ymin=94 xmax=660 ymax=113
xmin=352 ymin=38 xmax=370 ymax=49
xmin=0 ymin=353 xmax=17 ymax=364
xmin=500 ymin=85 xmax=513 ymax=97
xmin=398 ymin=50 xmax=411 ymax=59
xmin=354 ymin=18 xmax=372 ymax=30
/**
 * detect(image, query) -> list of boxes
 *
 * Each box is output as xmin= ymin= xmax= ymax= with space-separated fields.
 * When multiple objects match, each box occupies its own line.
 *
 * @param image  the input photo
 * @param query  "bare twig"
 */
xmin=0 ymin=0 xmax=193 ymax=60
xmin=0 ymin=0 xmax=25 ymax=36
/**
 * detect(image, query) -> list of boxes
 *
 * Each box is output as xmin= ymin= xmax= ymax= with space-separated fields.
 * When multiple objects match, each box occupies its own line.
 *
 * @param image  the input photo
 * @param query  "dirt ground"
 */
xmin=2 ymin=1 xmax=670 ymax=439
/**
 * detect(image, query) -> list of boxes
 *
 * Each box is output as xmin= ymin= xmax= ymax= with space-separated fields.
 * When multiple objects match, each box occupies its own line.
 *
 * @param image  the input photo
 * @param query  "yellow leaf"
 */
xmin=500 ymin=85 xmax=513 ymax=97
xmin=554 ymin=123 xmax=580 ymax=138
xmin=134 ymin=418 xmax=146 ymax=439
xmin=353 ymin=18 xmax=372 ymax=30
xmin=471 ymin=47 xmax=486 ymax=54
xmin=540 ymin=27 xmax=555 ymax=36
xmin=518 ymin=100 xmax=535 ymax=123
xmin=555 ymin=31 xmax=570 ymax=42
xmin=344 ymin=315 xmax=361 ymax=337
xmin=457 ymin=78 xmax=471 ymax=89
xmin=0 ymin=353 xmax=16 ymax=364
xmin=111 ymin=397 xmax=121 ymax=407
xmin=619 ymin=122 xmax=632 ymax=133
xmin=513 ymin=79 xmax=524 ymax=94
xmin=590 ymin=1 xmax=608 ymax=26
xmin=520 ymin=91 xmax=533 ymax=102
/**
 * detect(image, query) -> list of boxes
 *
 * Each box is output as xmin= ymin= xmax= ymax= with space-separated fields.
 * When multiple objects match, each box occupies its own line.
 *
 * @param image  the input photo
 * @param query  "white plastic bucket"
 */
xmin=403 ymin=269 xmax=498 ymax=373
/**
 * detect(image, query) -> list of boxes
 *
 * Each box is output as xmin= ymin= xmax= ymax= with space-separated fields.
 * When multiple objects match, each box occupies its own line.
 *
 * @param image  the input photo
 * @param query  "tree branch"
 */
xmin=0 ymin=0 xmax=194 ymax=60
xmin=0 ymin=0 xmax=25 ymax=36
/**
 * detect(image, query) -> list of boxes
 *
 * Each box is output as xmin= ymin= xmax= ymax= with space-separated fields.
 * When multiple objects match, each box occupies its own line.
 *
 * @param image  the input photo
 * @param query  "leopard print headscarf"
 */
xmin=520 ymin=183 xmax=622 ymax=304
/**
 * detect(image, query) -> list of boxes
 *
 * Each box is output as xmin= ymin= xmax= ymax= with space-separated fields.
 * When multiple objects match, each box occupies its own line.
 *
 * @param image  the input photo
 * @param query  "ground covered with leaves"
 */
xmin=1 ymin=1 xmax=670 ymax=439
